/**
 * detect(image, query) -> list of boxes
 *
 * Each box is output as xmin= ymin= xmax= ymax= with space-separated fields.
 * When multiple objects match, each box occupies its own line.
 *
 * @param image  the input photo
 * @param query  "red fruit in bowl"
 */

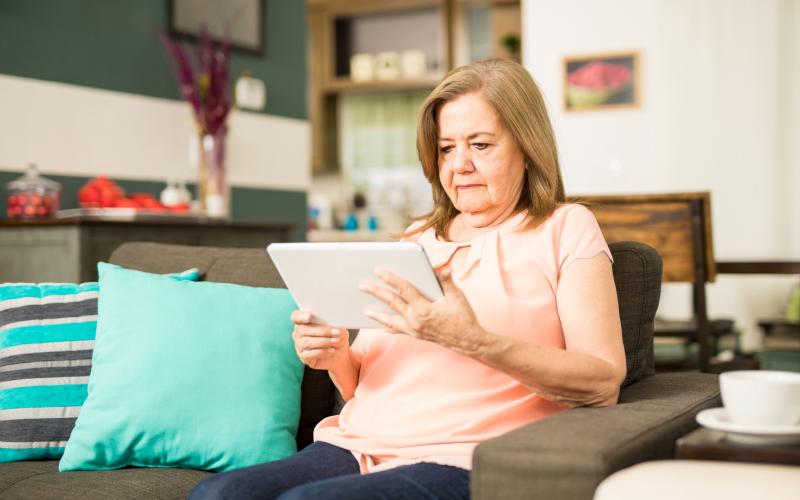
xmin=78 ymin=184 xmax=99 ymax=207
xmin=79 ymin=176 xmax=125 ymax=208
xmin=569 ymin=61 xmax=631 ymax=91
xmin=113 ymin=198 xmax=138 ymax=209
xmin=139 ymin=198 xmax=162 ymax=209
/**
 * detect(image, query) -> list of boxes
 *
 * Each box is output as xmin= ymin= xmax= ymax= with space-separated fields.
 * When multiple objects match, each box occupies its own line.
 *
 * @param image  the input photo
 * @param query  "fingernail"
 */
xmin=358 ymin=283 xmax=372 ymax=292
xmin=374 ymin=267 xmax=387 ymax=277
xmin=330 ymin=337 xmax=339 ymax=343
xmin=301 ymin=312 xmax=310 ymax=321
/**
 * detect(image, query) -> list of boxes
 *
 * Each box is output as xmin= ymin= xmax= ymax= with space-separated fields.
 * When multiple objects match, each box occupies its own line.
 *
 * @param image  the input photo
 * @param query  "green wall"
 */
xmin=0 ymin=0 xmax=308 ymax=236
xmin=0 ymin=0 xmax=307 ymax=120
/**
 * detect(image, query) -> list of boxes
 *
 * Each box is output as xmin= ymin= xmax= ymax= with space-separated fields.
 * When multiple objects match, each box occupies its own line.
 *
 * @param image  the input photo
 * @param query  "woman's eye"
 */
xmin=473 ymin=143 xmax=489 ymax=150
xmin=440 ymin=145 xmax=454 ymax=154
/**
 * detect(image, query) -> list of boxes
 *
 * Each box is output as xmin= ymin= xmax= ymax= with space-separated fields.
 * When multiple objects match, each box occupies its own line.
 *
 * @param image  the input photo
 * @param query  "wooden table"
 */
xmin=676 ymin=427 xmax=800 ymax=466
xmin=0 ymin=217 xmax=295 ymax=282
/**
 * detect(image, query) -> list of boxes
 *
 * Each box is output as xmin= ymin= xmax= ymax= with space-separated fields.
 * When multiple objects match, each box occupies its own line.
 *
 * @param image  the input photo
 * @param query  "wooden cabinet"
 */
xmin=0 ymin=218 xmax=294 ymax=283
xmin=307 ymin=0 xmax=521 ymax=175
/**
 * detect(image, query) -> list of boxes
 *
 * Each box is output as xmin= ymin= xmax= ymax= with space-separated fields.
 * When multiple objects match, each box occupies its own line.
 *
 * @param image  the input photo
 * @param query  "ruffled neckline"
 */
xmin=419 ymin=210 xmax=529 ymax=270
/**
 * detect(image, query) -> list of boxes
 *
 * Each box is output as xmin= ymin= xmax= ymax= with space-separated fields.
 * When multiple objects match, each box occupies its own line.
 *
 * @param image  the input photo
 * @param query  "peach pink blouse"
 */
xmin=314 ymin=204 xmax=612 ymax=473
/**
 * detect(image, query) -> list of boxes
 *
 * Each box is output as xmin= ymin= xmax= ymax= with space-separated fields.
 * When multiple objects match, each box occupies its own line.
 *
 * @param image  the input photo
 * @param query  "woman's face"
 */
xmin=437 ymin=92 xmax=527 ymax=228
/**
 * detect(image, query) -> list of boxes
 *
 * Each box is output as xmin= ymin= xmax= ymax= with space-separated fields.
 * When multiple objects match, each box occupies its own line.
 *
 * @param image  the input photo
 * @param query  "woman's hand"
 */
xmin=359 ymin=267 xmax=491 ymax=356
xmin=291 ymin=311 xmax=350 ymax=371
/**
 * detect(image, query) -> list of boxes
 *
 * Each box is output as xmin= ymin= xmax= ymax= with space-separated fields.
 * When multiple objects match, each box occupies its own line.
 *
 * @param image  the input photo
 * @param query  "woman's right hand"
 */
xmin=291 ymin=310 xmax=350 ymax=371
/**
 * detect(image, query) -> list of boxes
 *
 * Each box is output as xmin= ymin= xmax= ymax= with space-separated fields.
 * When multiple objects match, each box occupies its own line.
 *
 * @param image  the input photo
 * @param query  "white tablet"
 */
xmin=267 ymin=242 xmax=443 ymax=329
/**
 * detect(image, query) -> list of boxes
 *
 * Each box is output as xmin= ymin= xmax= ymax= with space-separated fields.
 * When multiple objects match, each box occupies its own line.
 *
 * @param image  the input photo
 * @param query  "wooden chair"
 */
xmin=570 ymin=192 xmax=734 ymax=372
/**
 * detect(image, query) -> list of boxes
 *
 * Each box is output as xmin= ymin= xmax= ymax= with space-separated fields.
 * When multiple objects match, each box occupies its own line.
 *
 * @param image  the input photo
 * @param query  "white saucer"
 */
xmin=696 ymin=407 xmax=800 ymax=446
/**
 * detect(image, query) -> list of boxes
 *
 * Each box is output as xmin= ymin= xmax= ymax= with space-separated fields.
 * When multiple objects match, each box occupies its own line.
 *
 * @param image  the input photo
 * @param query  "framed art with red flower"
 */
xmin=563 ymin=51 xmax=640 ymax=111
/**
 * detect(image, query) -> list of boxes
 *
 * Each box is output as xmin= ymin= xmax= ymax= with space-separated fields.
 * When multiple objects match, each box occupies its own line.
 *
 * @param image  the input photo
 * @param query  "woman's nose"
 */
xmin=452 ymin=146 xmax=475 ymax=173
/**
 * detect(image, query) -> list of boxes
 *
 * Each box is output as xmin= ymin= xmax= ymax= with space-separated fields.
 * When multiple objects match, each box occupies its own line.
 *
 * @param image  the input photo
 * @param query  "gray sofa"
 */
xmin=0 ymin=241 xmax=720 ymax=500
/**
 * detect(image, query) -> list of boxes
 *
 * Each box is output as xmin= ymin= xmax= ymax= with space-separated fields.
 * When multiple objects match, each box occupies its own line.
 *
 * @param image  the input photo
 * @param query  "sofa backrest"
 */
xmin=109 ymin=239 xmax=662 ymax=446
xmin=608 ymin=241 xmax=662 ymax=386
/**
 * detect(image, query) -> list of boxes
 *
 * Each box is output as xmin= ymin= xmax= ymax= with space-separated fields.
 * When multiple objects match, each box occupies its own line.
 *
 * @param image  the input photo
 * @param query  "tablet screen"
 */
xmin=267 ymin=242 xmax=442 ymax=329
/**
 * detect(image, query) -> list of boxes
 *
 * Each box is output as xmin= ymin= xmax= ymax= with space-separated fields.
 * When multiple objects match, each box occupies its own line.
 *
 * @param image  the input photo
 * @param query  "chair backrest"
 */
xmin=574 ymin=192 xmax=717 ymax=372
xmin=609 ymin=241 xmax=662 ymax=386
xmin=571 ymin=192 xmax=715 ymax=284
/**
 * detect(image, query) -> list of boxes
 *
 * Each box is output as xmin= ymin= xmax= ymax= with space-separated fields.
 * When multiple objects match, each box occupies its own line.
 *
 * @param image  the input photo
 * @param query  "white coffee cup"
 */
xmin=719 ymin=370 xmax=800 ymax=426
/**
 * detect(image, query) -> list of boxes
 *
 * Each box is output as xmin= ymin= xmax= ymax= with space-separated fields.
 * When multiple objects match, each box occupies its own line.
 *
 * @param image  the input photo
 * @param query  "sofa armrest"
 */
xmin=471 ymin=372 xmax=720 ymax=500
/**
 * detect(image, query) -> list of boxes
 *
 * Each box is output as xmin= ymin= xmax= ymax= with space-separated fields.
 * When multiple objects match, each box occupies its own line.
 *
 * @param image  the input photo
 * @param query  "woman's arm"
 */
xmin=361 ymin=253 xmax=626 ymax=409
xmin=474 ymin=254 xmax=626 ymax=408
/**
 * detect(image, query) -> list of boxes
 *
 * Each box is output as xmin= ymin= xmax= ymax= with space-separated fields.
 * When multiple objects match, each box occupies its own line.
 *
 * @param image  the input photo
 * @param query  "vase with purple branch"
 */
xmin=161 ymin=29 xmax=232 ymax=218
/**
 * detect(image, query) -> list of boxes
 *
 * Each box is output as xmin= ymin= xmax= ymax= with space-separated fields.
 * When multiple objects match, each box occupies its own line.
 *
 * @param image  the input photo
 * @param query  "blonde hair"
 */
xmin=408 ymin=58 xmax=565 ymax=240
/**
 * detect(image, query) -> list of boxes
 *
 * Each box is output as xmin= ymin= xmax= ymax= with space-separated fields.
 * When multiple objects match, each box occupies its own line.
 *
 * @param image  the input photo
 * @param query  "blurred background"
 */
xmin=0 ymin=0 xmax=797 ymax=370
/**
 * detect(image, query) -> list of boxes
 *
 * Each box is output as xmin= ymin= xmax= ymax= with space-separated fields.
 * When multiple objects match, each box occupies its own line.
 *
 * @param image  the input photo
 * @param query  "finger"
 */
xmin=374 ymin=267 xmax=428 ymax=306
xmin=365 ymin=311 xmax=410 ymax=335
xmin=291 ymin=310 xmax=312 ymax=324
xmin=300 ymin=336 xmax=341 ymax=350
xmin=296 ymin=325 xmax=343 ymax=338
xmin=435 ymin=267 xmax=460 ymax=294
xmin=359 ymin=281 xmax=410 ymax=316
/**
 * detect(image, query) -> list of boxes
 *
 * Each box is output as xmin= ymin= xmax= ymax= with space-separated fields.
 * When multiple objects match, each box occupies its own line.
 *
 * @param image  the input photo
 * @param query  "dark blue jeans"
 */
xmin=188 ymin=441 xmax=470 ymax=500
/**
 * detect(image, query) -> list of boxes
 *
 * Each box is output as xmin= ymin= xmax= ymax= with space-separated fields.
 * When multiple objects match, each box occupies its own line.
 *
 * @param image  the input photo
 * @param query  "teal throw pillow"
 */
xmin=59 ymin=262 xmax=303 ymax=472
xmin=0 ymin=268 xmax=199 ymax=463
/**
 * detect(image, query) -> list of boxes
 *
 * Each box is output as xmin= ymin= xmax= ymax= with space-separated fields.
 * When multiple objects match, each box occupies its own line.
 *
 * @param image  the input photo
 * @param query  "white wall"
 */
xmin=523 ymin=0 xmax=799 ymax=350
xmin=0 ymin=74 xmax=311 ymax=191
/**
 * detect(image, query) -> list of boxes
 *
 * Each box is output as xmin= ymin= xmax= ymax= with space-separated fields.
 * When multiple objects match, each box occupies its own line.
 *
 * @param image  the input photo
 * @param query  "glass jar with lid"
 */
xmin=6 ymin=164 xmax=61 ymax=220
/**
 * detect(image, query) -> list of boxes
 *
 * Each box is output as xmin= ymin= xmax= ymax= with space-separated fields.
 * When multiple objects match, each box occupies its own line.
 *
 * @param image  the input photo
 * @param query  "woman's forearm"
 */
xmin=328 ymin=349 xmax=361 ymax=401
xmin=472 ymin=328 xmax=625 ymax=408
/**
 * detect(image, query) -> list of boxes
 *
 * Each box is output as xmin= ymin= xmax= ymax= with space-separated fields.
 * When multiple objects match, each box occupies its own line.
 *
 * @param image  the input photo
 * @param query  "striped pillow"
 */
xmin=0 ymin=268 xmax=199 ymax=463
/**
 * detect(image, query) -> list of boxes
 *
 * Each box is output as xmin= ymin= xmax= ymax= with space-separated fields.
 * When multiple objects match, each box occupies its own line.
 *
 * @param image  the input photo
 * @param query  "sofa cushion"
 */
xmin=0 ymin=460 xmax=209 ymax=500
xmin=609 ymin=242 xmax=662 ymax=386
xmin=0 ymin=270 xmax=199 ymax=464
xmin=59 ymin=263 xmax=304 ymax=472
xmin=109 ymin=242 xmax=336 ymax=450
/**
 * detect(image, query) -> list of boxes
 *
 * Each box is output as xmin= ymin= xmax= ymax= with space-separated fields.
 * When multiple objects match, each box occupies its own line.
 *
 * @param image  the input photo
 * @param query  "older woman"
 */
xmin=190 ymin=58 xmax=625 ymax=500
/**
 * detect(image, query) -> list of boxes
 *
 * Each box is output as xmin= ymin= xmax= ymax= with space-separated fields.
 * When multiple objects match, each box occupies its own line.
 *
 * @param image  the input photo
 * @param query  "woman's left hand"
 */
xmin=359 ymin=267 xmax=490 ymax=356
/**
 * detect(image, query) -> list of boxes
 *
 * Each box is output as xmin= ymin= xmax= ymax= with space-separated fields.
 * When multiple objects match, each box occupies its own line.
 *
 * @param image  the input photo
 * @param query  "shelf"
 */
xmin=323 ymin=75 xmax=442 ymax=94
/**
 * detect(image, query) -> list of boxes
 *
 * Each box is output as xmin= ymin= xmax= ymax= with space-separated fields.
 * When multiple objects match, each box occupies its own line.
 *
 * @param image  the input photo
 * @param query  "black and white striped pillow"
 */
xmin=0 ymin=268 xmax=199 ymax=462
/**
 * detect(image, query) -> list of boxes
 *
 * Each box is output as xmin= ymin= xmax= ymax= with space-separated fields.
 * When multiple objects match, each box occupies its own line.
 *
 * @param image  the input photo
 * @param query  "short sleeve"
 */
xmin=557 ymin=205 xmax=613 ymax=274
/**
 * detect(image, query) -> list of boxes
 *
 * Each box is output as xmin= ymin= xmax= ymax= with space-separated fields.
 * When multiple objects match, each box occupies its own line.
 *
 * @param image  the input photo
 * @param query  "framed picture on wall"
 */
xmin=563 ymin=51 xmax=640 ymax=111
xmin=168 ymin=0 xmax=265 ymax=56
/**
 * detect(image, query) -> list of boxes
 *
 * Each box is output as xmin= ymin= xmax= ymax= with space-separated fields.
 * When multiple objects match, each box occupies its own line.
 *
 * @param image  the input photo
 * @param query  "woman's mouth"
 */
xmin=457 ymin=184 xmax=482 ymax=190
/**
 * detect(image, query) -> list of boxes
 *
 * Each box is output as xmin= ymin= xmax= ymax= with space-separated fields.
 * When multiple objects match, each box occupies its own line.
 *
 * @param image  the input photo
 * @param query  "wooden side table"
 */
xmin=676 ymin=427 xmax=800 ymax=466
